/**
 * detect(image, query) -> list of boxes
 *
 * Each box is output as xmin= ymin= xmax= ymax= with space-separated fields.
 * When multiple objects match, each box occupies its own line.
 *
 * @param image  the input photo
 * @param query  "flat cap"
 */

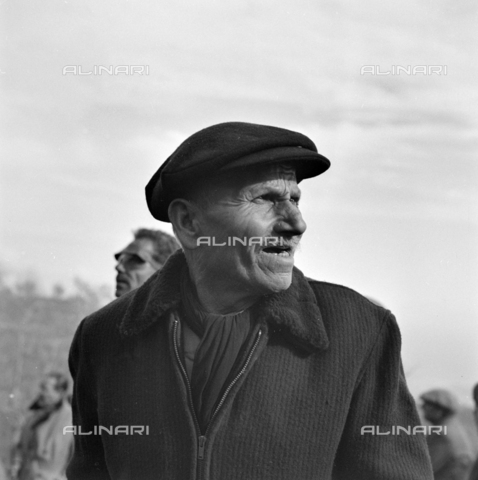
xmin=146 ymin=121 xmax=330 ymax=222
xmin=420 ymin=389 xmax=459 ymax=413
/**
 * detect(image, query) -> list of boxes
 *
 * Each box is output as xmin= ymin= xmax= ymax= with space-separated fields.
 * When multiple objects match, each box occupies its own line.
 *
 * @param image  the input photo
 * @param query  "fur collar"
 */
xmin=119 ymin=250 xmax=329 ymax=354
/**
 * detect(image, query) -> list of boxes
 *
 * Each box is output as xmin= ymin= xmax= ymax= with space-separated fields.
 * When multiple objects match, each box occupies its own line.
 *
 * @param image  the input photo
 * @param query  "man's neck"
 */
xmin=193 ymin=281 xmax=259 ymax=315
xmin=184 ymin=251 xmax=264 ymax=315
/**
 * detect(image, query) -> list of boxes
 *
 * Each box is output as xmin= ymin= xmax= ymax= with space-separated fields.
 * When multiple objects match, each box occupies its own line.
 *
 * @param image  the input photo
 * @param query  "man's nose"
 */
xmin=273 ymin=200 xmax=307 ymax=236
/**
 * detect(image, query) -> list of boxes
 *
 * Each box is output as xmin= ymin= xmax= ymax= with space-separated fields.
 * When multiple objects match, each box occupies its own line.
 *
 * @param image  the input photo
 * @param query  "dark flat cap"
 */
xmin=146 ymin=121 xmax=330 ymax=222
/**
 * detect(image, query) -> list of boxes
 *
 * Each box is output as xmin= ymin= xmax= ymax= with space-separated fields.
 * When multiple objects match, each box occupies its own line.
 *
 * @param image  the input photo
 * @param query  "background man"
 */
xmin=421 ymin=389 xmax=474 ymax=480
xmin=114 ymin=228 xmax=179 ymax=297
xmin=67 ymin=122 xmax=433 ymax=479
xmin=11 ymin=372 xmax=73 ymax=480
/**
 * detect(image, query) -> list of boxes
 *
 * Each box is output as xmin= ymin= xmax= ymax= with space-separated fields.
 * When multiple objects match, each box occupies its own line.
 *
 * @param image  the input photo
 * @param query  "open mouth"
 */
xmin=261 ymin=246 xmax=292 ymax=257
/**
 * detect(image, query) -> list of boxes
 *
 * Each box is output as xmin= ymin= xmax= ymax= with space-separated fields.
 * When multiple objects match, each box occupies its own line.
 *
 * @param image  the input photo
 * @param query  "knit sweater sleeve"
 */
xmin=469 ymin=458 xmax=478 ymax=480
xmin=66 ymin=319 xmax=111 ymax=480
xmin=332 ymin=312 xmax=433 ymax=480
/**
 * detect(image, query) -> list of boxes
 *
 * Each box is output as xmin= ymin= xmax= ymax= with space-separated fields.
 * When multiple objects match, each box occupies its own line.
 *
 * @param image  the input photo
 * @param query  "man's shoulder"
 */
xmin=76 ymin=289 xmax=136 ymax=339
xmin=306 ymin=277 xmax=387 ymax=312
xmin=304 ymin=277 xmax=394 ymax=336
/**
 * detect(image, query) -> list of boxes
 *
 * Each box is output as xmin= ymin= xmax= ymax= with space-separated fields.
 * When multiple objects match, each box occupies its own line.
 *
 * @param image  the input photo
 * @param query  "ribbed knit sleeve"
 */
xmin=67 ymin=319 xmax=111 ymax=480
xmin=332 ymin=312 xmax=433 ymax=479
xmin=469 ymin=459 xmax=478 ymax=480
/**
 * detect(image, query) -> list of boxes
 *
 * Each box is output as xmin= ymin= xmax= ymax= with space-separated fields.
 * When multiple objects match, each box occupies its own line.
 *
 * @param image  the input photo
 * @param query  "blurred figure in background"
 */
xmin=0 ymin=459 xmax=7 ymax=480
xmin=10 ymin=372 xmax=73 ymax=480
xmin=468 ymin=383 xmax=478 ymax=480
xmin=114 ymin=228 xmax=180 ymax=297
xmin=421 ymin=389 xmax=474 ymax=480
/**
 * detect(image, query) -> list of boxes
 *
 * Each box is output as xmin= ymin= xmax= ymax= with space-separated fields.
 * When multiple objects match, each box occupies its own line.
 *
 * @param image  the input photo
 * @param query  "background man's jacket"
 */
xmin=426 ymin=413 xmax=474 ymax=480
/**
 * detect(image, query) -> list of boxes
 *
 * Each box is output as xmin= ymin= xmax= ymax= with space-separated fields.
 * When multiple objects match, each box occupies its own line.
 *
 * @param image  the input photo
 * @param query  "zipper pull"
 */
xmin=198 ymin=435 xmax=206 ymax=460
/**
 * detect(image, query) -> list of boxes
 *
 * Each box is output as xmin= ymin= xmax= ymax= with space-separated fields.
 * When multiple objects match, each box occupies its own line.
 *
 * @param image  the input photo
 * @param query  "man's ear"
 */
xmin=168 ymin=199 xmax=202 ymax=250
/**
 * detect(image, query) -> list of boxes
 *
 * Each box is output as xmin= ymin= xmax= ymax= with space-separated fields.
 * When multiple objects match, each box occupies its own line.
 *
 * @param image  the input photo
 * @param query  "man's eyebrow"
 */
xmin=252 ymin=184 xmax=302 ymax=198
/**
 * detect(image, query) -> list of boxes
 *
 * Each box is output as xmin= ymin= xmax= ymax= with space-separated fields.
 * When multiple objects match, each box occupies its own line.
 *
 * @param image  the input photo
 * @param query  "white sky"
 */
xmin=1 ymin=0 xmax=477 ymax=403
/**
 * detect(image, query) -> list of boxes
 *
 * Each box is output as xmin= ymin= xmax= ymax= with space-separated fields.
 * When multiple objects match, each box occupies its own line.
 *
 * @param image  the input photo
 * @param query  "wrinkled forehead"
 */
xmin=198 ymin=162 xmax=299 ymax=198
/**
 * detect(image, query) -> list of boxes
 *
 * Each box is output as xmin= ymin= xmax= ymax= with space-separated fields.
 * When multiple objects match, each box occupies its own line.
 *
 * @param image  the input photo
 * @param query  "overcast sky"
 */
xmin=1 ymin=0 xmax=477 ymax=403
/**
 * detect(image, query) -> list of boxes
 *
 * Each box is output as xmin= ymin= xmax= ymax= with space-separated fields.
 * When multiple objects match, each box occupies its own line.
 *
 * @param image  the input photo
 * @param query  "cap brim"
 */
xmin=219 ymin=146 xmax=330 ymax=181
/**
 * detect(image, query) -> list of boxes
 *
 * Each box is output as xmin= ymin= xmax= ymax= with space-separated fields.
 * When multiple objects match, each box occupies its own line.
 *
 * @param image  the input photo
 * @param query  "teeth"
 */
xmin=265 ymin=250 xmax=289 ymax=256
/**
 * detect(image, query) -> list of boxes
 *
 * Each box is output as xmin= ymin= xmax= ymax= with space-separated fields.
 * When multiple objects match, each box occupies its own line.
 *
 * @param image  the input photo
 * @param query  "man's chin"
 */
xmin=115 ymin=284 xmax=130 ymax=297
xmin=255 ymin=272 xmax=293 ymax=294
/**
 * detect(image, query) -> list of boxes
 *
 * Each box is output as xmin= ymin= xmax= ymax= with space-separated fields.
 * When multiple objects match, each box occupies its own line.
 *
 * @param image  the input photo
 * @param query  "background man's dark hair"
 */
xmin=133 ymin=228 xmax=180 ymax=265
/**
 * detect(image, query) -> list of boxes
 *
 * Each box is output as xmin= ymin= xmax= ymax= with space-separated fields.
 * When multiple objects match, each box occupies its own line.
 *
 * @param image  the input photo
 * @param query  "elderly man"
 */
xmin=67 ymin=122 xmax=433 ymax=479
xmin=114 ymin=227 xmax=179 ymax=297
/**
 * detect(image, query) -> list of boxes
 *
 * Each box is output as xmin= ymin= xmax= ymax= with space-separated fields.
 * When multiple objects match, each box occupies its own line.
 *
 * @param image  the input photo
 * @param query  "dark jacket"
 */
xmin=67 ymin=251 xmax=433 ymax=480
xmin=469 ymin=458 xmax=478 ymax=480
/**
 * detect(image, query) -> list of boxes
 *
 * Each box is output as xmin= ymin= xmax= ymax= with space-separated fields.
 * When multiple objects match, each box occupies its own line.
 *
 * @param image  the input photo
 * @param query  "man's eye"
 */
xmin=121 ymin=254 xmax=146 ymax=267
xmin=131 ymin=257 xmax=146 ymax=265
xmin=291 ymin=197 xmax=300 ymax=206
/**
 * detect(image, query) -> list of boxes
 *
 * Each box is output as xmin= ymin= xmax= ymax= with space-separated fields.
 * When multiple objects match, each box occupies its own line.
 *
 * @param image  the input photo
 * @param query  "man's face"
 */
xmin=38 ymin=377 xmax=63 ymax=408
xmin=193 ymin=164 xmax=307 ymax=295
xmin=114 ymin=238 xmax=159 ymax=297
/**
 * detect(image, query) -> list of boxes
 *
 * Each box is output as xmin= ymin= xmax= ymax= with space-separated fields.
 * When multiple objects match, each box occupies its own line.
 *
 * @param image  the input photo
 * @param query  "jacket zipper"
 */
xmin=173 ymin=319 xmax=262 ymax=462
xmin=172 ymin=320 xmax=203 ymax=452
xmin=206 ymin=329 xmax=262 ymax=428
